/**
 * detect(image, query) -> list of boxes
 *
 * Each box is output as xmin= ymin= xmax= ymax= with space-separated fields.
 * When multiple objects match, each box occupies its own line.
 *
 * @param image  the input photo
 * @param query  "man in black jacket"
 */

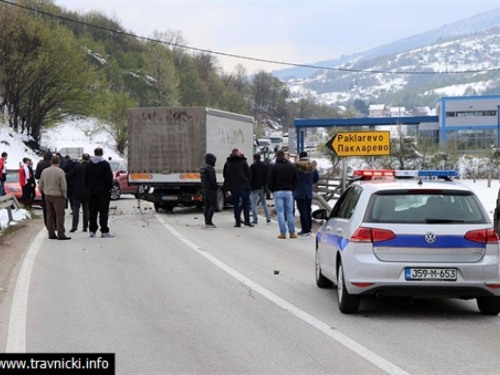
xmin=223 ymin=148 xmax=253 ymax=228
xmin=67 ymin=153 xmax=90 ymax=232
xmin=267 ymin=150 xmax=298 ymax=239
xmin=200 ymin=153 xmax=217 ymax=228
xmin=250 ymin=154 xmax=271 ymax=224
xmin=35 ymin=150 xmax=53 ymax=227
xmin=84 ymin=147 xmax=114 ymax=238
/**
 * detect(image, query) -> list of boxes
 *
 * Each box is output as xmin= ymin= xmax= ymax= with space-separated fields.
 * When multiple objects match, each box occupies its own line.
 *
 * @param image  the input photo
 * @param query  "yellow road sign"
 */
xmin=327 ymin=131 xmax=391 ymax=157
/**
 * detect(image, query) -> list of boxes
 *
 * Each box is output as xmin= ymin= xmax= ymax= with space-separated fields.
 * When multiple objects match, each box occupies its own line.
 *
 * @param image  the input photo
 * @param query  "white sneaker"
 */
xmin=101 ymin=232 xmax=116 ymax=238
xmin=90 ymin=232 xmax=96 ymax=238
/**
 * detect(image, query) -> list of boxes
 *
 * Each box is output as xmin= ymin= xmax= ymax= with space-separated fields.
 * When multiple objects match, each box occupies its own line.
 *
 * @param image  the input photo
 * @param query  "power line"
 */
xmin=2 ymin=0 xmax=500 ymax=76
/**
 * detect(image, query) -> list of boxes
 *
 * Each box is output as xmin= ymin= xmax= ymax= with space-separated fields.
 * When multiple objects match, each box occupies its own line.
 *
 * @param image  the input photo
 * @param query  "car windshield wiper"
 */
xmin=425 ymin=219 xmax=465 ymax=223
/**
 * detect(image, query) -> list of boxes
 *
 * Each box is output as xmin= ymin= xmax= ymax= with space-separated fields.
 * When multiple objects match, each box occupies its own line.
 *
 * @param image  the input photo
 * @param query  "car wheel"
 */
xmin=315 ymin=248 xmax=333 ymax=288
xmin=216 ymin=188 xmax=225 ymax=212
xmin=476 ymin=297 xmax=500 ymax=315
xmin=111 ymin=183 xmax=121 ymax=200
xmin=154 ymin=202 xmax=162 ymax=212
xmin=337 ymin=261 xmax=360 ymax=314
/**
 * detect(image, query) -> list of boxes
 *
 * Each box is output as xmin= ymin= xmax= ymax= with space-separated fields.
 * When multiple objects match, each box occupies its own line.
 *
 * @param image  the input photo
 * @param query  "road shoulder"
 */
xmin=0 ymin=216 xmax=44 ymax=351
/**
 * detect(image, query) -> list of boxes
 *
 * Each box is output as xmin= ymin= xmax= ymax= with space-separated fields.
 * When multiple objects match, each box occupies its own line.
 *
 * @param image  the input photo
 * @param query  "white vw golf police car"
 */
xmin=313 ymin=170 xmax=500 ymax=315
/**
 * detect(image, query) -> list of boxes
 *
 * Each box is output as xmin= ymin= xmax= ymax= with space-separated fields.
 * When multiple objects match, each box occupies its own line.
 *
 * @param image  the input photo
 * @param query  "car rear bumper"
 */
xmin=344 ymin=253 xmax=500 ymax=297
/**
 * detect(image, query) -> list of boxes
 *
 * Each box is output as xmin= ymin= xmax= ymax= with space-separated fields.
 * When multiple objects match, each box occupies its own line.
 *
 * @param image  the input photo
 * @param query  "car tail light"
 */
xmin=464 ymin=229 xmax=499 ymax=244
xmin=192 ymin=195 xmax=203 ymax=202
xmin=485 ymin=283 xmax=500 ymax=289
xmin=351 ymin=227 xmax=396 ymax=242
xmin=351 ymin=282 xmax=374 ymax=288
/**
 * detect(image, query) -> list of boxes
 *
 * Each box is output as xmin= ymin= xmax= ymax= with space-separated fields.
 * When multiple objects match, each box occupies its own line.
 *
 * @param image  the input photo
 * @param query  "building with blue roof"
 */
xmin=293 ymin=95 xmax=500 ymax=154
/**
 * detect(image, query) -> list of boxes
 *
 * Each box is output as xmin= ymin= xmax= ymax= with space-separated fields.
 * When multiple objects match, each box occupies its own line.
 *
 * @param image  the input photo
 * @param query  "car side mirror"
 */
xmin=312 ymin=208 xmax=328 ymax=221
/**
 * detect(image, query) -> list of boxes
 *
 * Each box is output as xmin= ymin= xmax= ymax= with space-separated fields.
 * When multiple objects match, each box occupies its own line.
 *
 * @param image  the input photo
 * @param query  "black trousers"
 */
xmin=21 ymin=184 xmax=31 ymax=206
xmin=202 ymin=188 xmax=217 ymax=224
xmin=89 ymin=189 xmax=111 ymax=234
xmin=72 ymin=198 xmax=89 ymax=230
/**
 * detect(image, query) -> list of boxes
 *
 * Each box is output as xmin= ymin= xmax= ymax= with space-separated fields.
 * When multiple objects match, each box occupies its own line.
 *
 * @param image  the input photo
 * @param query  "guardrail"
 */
xmin=0 ymin=194 xmax=20 ymax=226
xmin=312 ymin=192 xmax=332 ymax=214
xmin=314 ymin=178 xmax=343 ymax=202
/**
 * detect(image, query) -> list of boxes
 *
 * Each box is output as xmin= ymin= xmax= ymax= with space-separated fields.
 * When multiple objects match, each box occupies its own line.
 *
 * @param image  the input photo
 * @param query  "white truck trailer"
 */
xmin=127 ymin=106 xmax=254 ymax=212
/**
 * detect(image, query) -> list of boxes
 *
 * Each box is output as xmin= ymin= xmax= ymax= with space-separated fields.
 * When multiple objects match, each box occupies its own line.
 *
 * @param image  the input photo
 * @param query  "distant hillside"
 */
xmin=272 ymin=6 xmax=500 ymax=81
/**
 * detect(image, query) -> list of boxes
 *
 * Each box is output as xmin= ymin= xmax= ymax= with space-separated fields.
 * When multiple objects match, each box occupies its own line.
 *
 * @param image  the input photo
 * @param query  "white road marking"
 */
xmin=156 ymin=214 xmax=410 ymax=375
xmin=6 ymin=228 xmax=46 ymax=352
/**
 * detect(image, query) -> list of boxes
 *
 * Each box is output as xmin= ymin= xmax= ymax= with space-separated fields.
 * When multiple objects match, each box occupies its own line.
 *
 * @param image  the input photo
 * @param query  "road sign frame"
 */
xmin=327 ymin=131 xmax=391 ymax=157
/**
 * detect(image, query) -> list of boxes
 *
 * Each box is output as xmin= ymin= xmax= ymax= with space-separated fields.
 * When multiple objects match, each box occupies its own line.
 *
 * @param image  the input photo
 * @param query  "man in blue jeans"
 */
xmin=250 ymin=153 xmax=271 ymax=224
xmin=267 ymin=150 xmax=298 ymax=239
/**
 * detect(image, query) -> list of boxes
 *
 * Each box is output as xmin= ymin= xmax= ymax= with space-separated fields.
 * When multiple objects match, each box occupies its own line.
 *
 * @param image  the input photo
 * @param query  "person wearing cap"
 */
xmin=200 ymin=153 xmax=218 ymax=228
xmin=223 ymin=148 xmax=253 ymax=228
xmin=294 ymin=151 xmax=320 ymax=236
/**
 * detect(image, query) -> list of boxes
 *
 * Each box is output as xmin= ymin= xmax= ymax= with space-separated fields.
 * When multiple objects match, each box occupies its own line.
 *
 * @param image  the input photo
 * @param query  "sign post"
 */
xmin=327 ymin=131 xmax=391 ymax=157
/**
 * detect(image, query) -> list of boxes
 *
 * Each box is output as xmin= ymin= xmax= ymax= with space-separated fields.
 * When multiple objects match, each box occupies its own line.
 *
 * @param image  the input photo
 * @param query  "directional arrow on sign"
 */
xmin=326 ymin=131 xmax=391 ymax=157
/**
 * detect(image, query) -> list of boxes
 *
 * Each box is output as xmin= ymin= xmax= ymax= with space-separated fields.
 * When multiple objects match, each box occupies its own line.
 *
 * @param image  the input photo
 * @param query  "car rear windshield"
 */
xmin=364 ymin=190 xmax=488 ymax=224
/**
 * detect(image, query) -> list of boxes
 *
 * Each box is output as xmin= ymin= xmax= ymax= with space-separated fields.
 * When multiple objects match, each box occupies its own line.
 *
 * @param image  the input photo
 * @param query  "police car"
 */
xmin=312 ymin=170 xmax=500 ymax=315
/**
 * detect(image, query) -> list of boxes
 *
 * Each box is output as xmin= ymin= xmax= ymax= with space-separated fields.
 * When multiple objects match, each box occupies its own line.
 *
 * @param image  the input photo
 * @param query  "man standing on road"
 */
xmin=267 ymin=150 xmax=298 ymax=239
xmin=84 ymin=147 xmax=115 ymax=238
xmin=200 ymin=153 xmax=218 ymax=229
xmin=67 ymin=153 xmax=90 ymax=233
xmin=0 ymin=152 xmax=7 ymax=196
xmin=39 ymin=156 xmax=70 ymax=240
xmin=35 ymin=150 xmax=54 ymax=227
xmin=294 ymin=151 xmax=320 ymax=236
xmin=223 ymin=148 xmax=253 ymax=228
xmin=250 ymin=153 xmax=271 ymax=224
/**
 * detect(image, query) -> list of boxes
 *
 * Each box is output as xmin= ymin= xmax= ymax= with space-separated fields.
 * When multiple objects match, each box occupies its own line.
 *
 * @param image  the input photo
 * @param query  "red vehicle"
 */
xmin=4 ymin=169 xmax=42 ymax=207
xmin=108 ymin=159 xmax=149 ymax=200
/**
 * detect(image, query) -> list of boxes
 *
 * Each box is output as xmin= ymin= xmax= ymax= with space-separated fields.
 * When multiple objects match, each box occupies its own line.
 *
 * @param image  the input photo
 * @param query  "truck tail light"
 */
xmin=464 ymin=229 xmax=499 ymax=244
xmin=351 ymin=227 xmax=396 ymax=243
xmin=192 ymin=195 xmax=203 ymax=202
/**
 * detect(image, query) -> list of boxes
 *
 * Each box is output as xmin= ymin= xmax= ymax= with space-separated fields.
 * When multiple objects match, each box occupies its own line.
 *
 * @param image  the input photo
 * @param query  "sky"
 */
xmin=52 ymin=0 xmax=500 ymax=74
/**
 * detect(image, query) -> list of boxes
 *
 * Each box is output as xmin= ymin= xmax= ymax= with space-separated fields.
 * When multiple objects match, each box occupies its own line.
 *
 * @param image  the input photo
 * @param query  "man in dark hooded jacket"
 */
xmin=200 ymin=153 xmax=218 ymax=228
xmin=223 ymin=148 xmax=253 ymax=228
xmin=84 ymin=147 xmax=114 ymax=238
xmin=35 ymin=150 xmax=53 ymax=227
xmin=294 ymin=151 xmax=320 ymax=236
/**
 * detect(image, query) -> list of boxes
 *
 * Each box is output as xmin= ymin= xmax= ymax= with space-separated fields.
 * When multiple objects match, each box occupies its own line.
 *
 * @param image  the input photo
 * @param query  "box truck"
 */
xmin=128 ymin=106 xmax=254 ymax=212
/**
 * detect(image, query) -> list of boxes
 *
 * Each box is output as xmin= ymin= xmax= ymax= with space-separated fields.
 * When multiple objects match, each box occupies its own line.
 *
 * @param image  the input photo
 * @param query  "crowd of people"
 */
xmin=1 ymin=147 xmax=116 ymax=240
xmin=3 ymin=145 xmax=320 ymax=241
xmin=200 ymin=149 xmax=320 ymax=239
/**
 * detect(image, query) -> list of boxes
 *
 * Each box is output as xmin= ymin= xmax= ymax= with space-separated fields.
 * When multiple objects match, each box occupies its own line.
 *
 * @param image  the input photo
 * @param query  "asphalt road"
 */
xmin=2 ymin=197 xmax=500 ymax=374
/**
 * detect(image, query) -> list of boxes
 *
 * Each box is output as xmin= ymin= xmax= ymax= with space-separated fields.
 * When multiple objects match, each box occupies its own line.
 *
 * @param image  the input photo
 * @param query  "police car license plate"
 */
xmin=405 ymin=268 xmax=457 ymax=281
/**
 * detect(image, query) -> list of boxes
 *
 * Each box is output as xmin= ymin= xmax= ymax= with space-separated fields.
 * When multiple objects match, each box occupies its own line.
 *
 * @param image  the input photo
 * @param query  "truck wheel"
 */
xmin=111 ymin=183 xmax=121 ymax=200
xmin=216 ymin=188 xmax=225 ymax=212
xmin=162 ymin=203 xmax=174 ymax=213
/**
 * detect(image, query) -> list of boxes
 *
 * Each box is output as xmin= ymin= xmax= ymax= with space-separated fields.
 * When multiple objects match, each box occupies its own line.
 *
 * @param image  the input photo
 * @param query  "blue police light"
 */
xmin=418 ymin=170 xmax=458 ymax=177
